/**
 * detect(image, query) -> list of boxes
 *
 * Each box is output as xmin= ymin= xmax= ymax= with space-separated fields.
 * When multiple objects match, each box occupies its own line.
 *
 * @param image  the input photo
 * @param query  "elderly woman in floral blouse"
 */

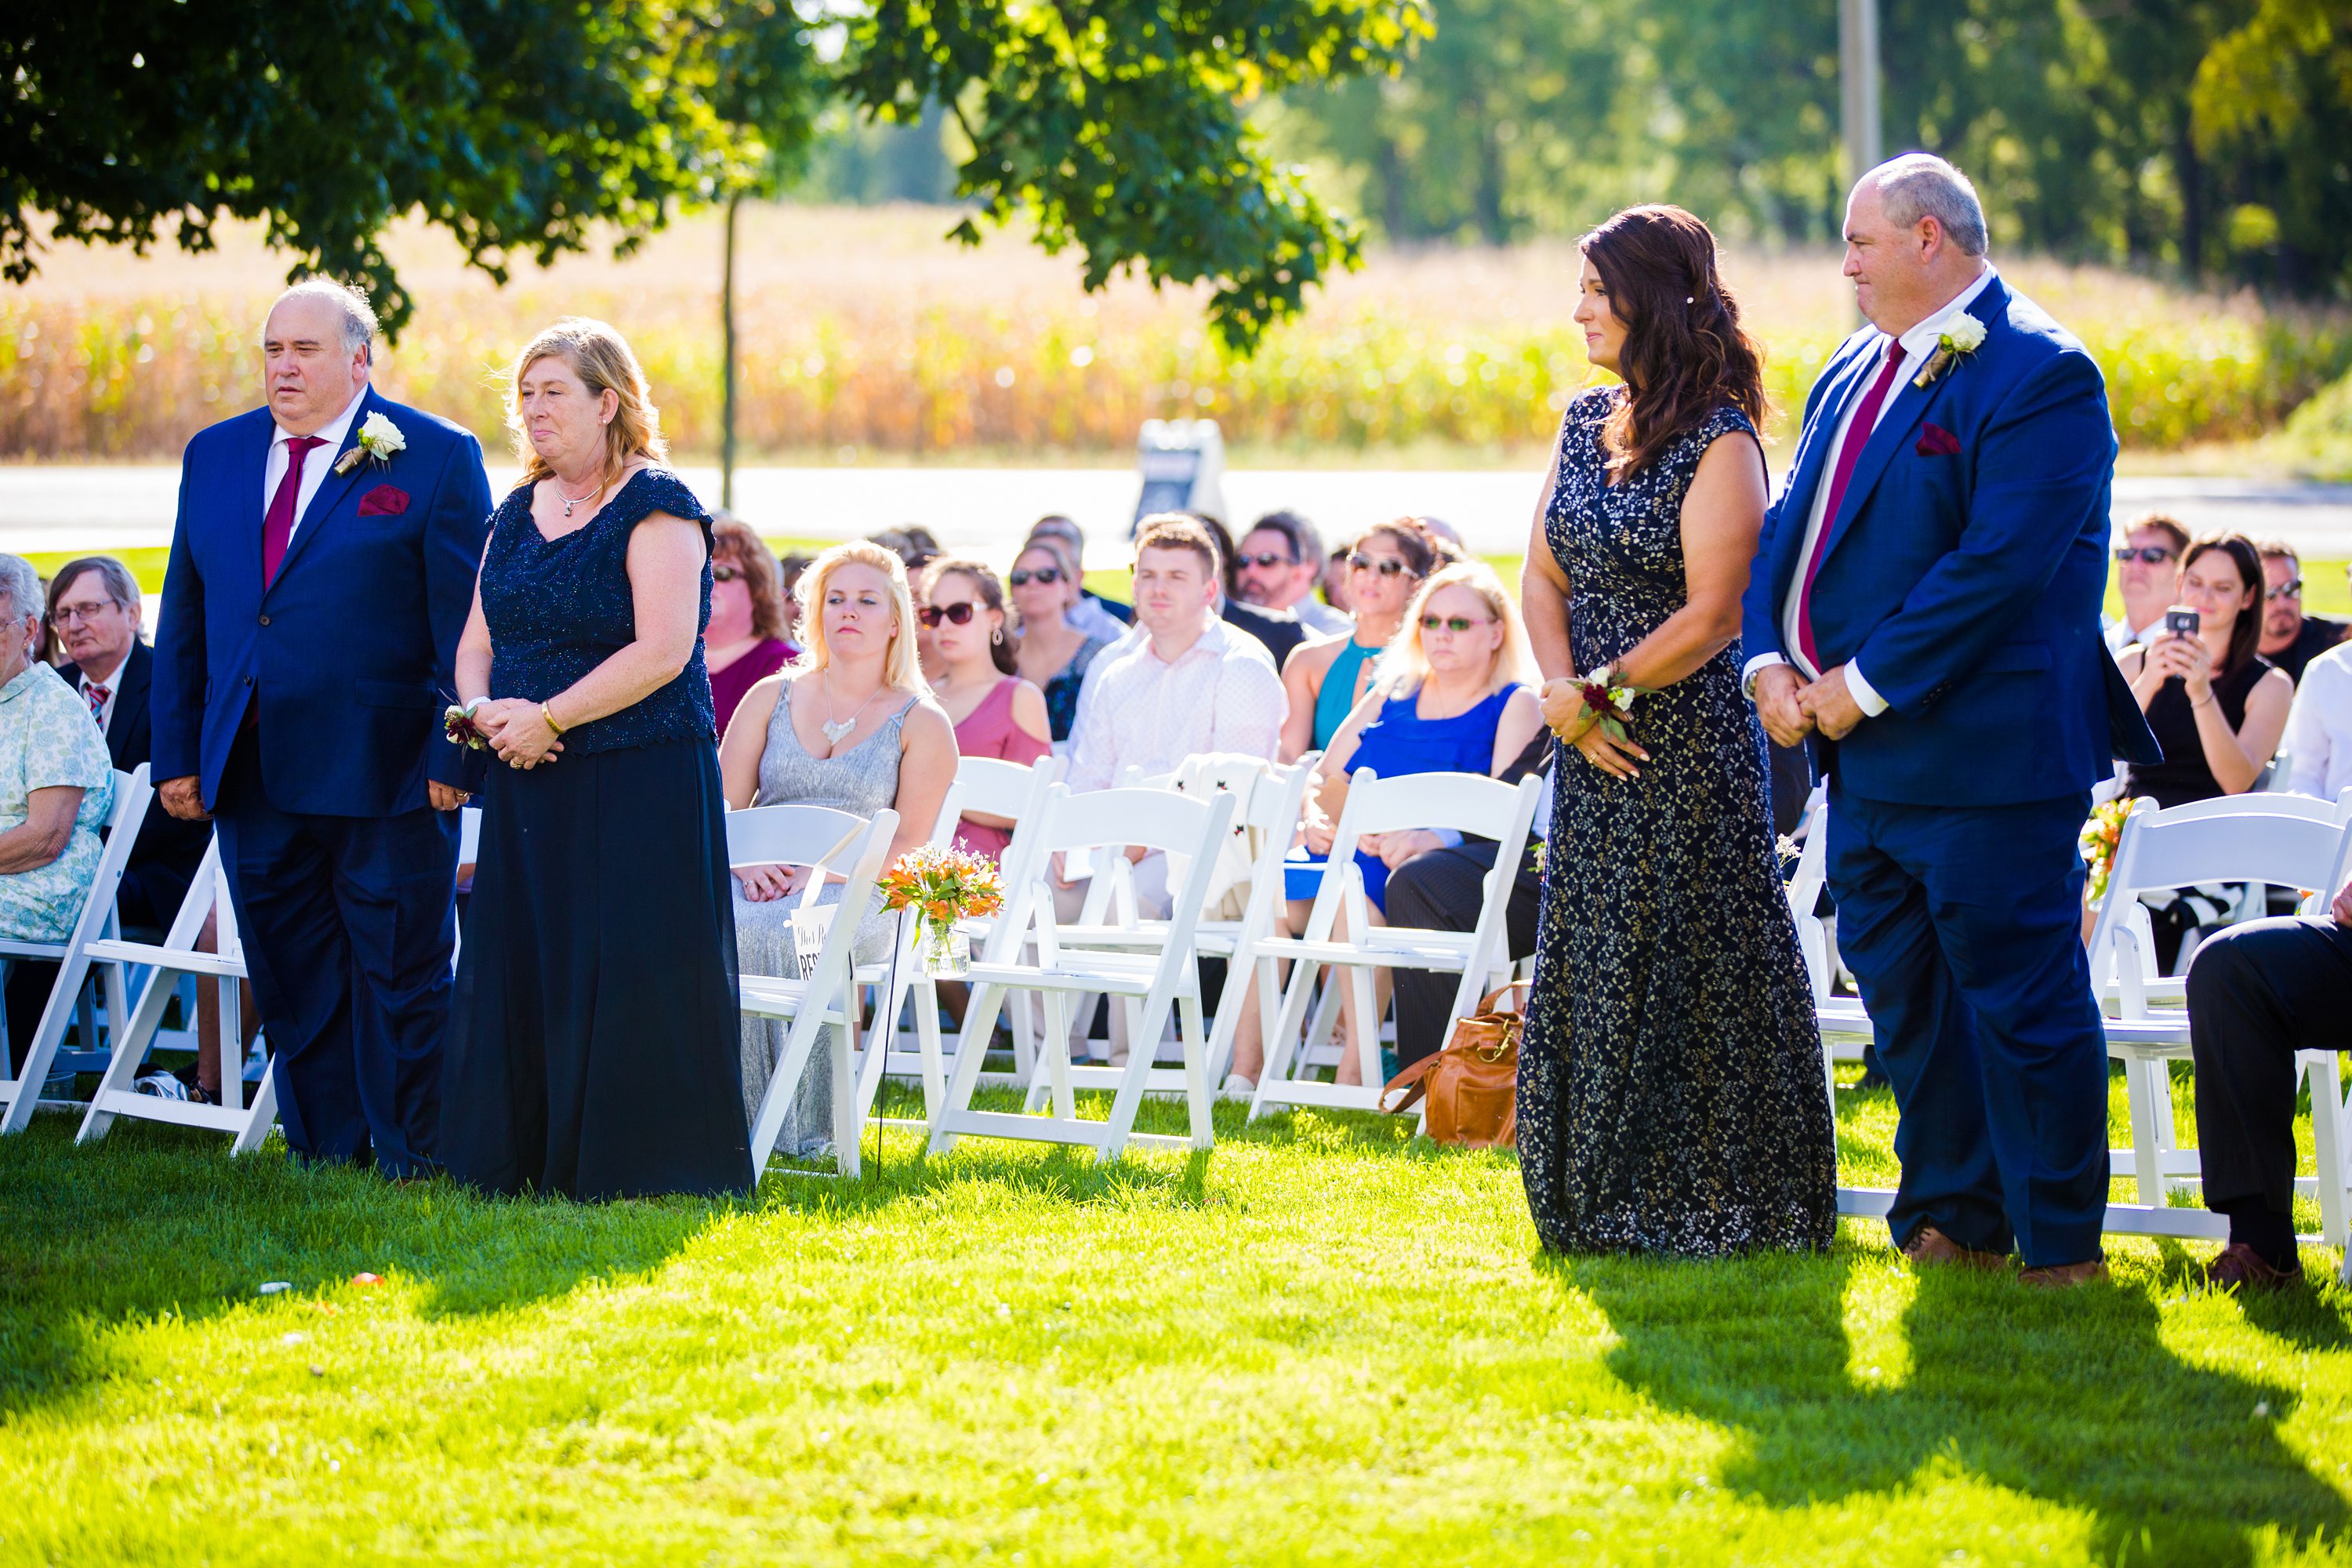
xmin=0 ymin=553 xmax=114 ymax=946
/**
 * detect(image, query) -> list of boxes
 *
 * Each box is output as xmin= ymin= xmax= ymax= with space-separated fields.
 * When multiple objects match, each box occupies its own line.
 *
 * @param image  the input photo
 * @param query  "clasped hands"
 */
xmin=470 ymin=698 xmax=564 ymax=771
xmin=1753 ymin=662 xmax=1865 ymax=746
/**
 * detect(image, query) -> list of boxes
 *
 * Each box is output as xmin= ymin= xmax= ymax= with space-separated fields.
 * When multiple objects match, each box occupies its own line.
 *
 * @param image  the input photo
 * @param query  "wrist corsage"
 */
xmin=1572 ymin=666 xmax=1656 ymax=745
xmin=443 ymin=699 xmax=489 ymax=751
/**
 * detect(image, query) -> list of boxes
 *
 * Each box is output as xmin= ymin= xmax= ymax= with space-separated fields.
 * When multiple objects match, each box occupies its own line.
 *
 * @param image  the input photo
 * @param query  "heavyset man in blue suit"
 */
xmin=1743 ymin=155 xmax=2161 ymax=1286
xmin=152 ymin=280 xmax=492 ymax=1178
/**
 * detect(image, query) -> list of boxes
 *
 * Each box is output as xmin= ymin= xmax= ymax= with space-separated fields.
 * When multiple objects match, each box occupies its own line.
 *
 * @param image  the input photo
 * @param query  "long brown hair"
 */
xmin=1580 ymin=205 xmax=1769 ymax=482
xmin=920 ymin=557 xmax=1019 ymax=677
xmin=2180 ymin=533 xmax=2266 ymax=677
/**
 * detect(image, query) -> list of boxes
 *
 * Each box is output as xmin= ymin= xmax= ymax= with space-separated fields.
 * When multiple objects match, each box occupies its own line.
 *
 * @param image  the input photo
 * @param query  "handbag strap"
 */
xmin=1378 ymin=1051 xmax=1443 ymax=1115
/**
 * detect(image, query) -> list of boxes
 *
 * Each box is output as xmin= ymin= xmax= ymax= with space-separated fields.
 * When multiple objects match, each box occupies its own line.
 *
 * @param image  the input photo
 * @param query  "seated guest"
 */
xmin=1027 ymin=515 xmax=1131 ymax=641
xmin=0 ymin=554 xmax=118 ymax=1089
xmin=2256 ymin=541 xmax=2350 ymax=686
xmin=1198 ymin=514 xmax=1307 ymax=670
xmin=1280 ymin=519 xmax=1439 ymax=761
xmin=1236 ymin=510 xmax=1350 ymax=637
xmin=2283 ymin=637 xmax=2352 ymax=803
xmin=706 ymin=518 xmax=798 ymax=736
xmin=778 ymin=552 xmax=812 ymax=644
xmin=720 ymin=542 xmax=956 ymax=1154
xmin=2119 ymin=533 xmax=2293 ymax=808
xmin=2105 ymin=512 xmax=2189 ymax=656
xmin=1062 ymin=514 xmax=1284 ymax=915
xmin=1007 ymin=539 xmax=1111 ymax=743
xmin=919 ymin=557 xmax=1051 ymax=861
xmin=2184 ymin=862 xmax=2352 ymax=1290
xmin=1231 ymin=562 xmax=1541 ymax=1091
xmin=6 ymin=557 xmax=214 ymax=1096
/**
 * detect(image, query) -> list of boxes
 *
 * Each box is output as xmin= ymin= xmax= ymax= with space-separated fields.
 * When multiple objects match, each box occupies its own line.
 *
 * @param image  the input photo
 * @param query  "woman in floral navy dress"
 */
xmin=1516 ymin=207 xmax=1835 ymax=1258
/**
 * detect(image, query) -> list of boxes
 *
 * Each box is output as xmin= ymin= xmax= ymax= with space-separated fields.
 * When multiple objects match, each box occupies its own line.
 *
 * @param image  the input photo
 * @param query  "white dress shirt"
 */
xmin=1744 ymin=267 xmax=2001 ymax=717
xmin=1064 ymin=617 xmax=1286 ymax=792
xmin=263 ymin=385 xmax=368 ymax=543
xmin=2103 ymin=615 xmax=2158 ymax=658
xmin=2284 ymin=641 xmax=2352 ymax=804
xmin=1067 ymin=593 xmax=1131 ymax=646
xmin=1293 ymin=597 xmax=1353 ymax=637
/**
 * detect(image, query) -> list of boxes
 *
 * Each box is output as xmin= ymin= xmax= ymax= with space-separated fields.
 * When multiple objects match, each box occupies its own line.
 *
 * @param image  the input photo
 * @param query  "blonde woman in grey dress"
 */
xmin=720 ymin=541 xmax=956 ymax=1156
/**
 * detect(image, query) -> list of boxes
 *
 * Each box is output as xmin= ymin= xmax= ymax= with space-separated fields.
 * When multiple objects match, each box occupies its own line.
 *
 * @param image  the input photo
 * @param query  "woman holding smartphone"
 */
xmin=2118 ymin=532 xmax=2294 ymax=808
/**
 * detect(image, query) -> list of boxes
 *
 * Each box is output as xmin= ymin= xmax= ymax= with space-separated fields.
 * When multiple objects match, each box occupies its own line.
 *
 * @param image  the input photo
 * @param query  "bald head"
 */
xmin=1842 ymin=154 xmax=1992 ymax=336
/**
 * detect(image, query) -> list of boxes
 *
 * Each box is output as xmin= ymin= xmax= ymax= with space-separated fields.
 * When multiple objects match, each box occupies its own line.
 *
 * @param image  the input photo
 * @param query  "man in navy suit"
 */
xmin=1742 ymin=155 xmax=2160 ymax=1287
xmin=152 ymin=280 xmax=492 ymax=1177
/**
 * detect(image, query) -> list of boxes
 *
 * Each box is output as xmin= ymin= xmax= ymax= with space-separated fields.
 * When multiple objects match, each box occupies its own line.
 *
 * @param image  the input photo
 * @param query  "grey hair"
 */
xmin=0 ymin=555 xmax=44 ymax=626
xmin=1868 ymin=154 xmax=1990 ymax=258
xmin=266 ymin=278 xmax=379 ymax=361
xmin=47 ymin=556 xmax=140 ymax=612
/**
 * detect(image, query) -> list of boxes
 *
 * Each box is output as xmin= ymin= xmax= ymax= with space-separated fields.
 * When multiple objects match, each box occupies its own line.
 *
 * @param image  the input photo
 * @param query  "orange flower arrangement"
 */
xmin=880 ymin=844 xmax=1005 ymax=949
xmin=2079 ymin=797 xmax=2134 ymax=905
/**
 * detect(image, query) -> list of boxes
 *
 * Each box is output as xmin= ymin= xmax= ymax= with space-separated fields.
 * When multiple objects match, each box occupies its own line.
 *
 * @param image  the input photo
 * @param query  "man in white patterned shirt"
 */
xmin=1061 ymin=514 xmax=1285 ymax=916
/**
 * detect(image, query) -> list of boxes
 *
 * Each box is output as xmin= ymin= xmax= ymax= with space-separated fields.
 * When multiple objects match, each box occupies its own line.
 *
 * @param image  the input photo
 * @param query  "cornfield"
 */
xmin=4 ymin=204 xmax=2347 ymax=462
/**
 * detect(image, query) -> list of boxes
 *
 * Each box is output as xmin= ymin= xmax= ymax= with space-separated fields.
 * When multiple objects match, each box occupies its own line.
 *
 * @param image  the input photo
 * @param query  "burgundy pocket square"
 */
xmin=1915 ymin=423 xmax=1962 ymax=457
xmin=358 ymin=485 xmax=410 ymax=517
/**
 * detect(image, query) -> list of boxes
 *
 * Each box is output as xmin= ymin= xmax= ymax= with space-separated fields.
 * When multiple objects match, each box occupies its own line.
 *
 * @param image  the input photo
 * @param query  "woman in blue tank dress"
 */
xmin=1517 ymin=206 xmax=1834 ymax=1258
xmin=1283 ymin=561 xmax=1545 ymax=1085
xmin=441 ymin=318 xmax=752 ymax=1201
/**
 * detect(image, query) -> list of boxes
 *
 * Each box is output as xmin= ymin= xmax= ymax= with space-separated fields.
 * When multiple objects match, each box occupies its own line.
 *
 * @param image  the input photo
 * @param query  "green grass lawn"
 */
xmin=4 ymin=1069 xmax=2350 ymax=1566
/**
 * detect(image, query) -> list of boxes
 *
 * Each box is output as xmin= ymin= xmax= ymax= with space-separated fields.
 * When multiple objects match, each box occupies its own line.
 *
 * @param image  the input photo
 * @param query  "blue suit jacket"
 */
xmin=1740 ymin=274 xmax=2161 ymax=808
xmin=152 ymin=387 xmax=493 ymax=816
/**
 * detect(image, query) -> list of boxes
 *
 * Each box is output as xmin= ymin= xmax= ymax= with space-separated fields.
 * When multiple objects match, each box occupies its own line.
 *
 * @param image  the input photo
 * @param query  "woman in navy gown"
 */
xmin=440 ymin=318 xmax=751 ymax=1201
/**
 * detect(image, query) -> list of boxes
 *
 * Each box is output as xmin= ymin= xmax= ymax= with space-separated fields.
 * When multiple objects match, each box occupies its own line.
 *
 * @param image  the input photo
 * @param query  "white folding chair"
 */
xmin=75 ymin=837 xmax=278 ymax=1153
xmin=1782 ymin=789 xmax=1874 ymax=1105
xmin=2089 ymin=798 xmax=2352 ymax=1261
xmin=1046 ymin=754 xmax=1314 ymax=1093
xmin=851 ymin=765 xmax=1051 ymax=1122
xmin=926 ymin=781 xmax=1238 ymax=1164
xmin=0 ymin=765 xmax=151 ymax=1131
xmin=1247 ymin=768 xmax=1541 ymax=1123
xmin=730 ymin=803 xmax=899 ymax=1178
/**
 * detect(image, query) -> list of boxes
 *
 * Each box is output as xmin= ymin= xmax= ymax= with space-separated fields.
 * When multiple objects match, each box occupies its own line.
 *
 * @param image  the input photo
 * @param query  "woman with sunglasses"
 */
xmin=1224 ymin=564 xmax=1541 ymax=1094
xmin=918 ymin=559 xmax=1051 ymax=862
xmin=1008 ymin=539 xmax=1112 ymax=743
xmin=1278 ymin=520 xmax=1443 ymax=762
xmin=705 ymin=518 xmax=800 ymax=737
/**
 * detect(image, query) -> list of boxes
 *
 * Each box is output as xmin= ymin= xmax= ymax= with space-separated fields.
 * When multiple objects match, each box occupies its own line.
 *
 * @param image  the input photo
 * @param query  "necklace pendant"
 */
xmin=562 ymin=497 xmax=577 ymax=517
xmin=820 ymin=717 xmax=857 ymax=746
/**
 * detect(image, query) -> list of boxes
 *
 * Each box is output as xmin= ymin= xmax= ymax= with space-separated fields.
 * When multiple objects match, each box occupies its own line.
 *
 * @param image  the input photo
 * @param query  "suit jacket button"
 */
xmin=258 ymin=614 xmax=270 ymax=626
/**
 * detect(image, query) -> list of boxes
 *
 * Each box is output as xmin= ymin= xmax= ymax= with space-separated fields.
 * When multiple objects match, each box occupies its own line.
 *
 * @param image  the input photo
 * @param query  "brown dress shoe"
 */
xmin=2018 ymin=1258 xmax=2109 ymax=1289
xmin=1900 ymin=1225 xmax=2008 ymax=1272
xmin=2208 ymin=1243 xmax=2303 ymax=1294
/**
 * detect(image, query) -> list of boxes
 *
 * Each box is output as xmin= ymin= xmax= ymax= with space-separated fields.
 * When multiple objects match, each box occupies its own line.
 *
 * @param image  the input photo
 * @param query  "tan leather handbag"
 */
xmin=1379 ymin=982 xmax=1529 ymax=1148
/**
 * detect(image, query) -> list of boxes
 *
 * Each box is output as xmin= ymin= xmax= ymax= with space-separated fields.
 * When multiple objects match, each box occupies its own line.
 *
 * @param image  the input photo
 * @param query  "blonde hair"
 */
xmin=789 ymin=541 xmax=927 ymax=693
xmin=508 ymin=318 xmax=667 ymax=493
xmin=1373 ymin=561 xmax=1534 ymax=698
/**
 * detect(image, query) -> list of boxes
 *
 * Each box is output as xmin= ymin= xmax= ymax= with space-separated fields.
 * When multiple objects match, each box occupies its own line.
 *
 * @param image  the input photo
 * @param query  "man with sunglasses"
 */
xmin=1235 ymin=510 xmax=1349 ymax=637
xmin=2254 ymin=541 xmax=2350 ymax=686
xmin=2103 ymin=514 xmax=2189 ymax=657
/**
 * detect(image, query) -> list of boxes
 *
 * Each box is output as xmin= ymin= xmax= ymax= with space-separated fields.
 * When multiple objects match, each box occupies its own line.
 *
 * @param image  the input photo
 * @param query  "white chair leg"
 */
xmin=830 ymin=1008 xmax=861 ymax=1180
xmin=1040 ymin=991 xmax=1076 ymax=1122
xmin=1178 ymin=989 xmax=1212 ymax=1150
xmin=2301 ymin=1051 xmax=2348 ymax=1269
xmin=913 ymin=978 xmax=946 ymax=1124
xmin=2126 ymin=1058 xmax=2165 ymax=1206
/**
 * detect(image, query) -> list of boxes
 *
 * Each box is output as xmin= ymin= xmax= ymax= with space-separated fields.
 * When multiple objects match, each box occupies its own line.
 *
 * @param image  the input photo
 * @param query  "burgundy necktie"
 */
xmin=262 ymin=434 xmax=326 ymax=587
xmin=1794 ymin=339 xmax=1907 ymax=672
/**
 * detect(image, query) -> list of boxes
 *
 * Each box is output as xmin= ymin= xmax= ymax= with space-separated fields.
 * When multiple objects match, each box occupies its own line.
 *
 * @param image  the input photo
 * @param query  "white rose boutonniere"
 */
xmin=1913 ymin=314 xmax=1987 ymax=390
xmin=335 ymin=411 xmax=408 ymax=474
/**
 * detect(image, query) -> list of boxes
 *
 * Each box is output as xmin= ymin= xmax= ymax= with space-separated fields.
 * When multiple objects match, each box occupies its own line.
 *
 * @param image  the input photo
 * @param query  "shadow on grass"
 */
xmin=1548 ymin=1247 xmax=2350 ymax=1564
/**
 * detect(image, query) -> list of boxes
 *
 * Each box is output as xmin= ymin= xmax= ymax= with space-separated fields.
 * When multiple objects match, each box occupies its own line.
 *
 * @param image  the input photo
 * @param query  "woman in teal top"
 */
xmin=1279 ymin=518 xmax=1443 ymax=760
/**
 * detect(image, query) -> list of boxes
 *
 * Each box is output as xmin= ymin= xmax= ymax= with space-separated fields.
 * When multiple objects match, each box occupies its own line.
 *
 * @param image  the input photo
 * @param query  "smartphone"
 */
xmin=2165 ymin=606 xmax=2200 ymax=638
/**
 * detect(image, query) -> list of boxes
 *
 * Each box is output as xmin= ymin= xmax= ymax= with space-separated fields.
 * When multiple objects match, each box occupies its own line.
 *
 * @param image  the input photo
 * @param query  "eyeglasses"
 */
xmin=2266 ymin=578 xmax=2305 ymax=601
xmin=711 ymin=564 xmax=742 ymax=583
xmin=49 ymin=601 xmax=122 ymax=626
xmin=1007 ymin=567 xmax=1062 ymax=587
xmin=1348 ymin=554 xmax=1416 ymax=578
xmin=916 ymin=602 xmax=978 ymax=627
xmin=1240 ymin=551 xmax=1298 ymax=570
xmin=2114 ymin=546 xmax=2178 ymax=565
xmin=1420 ymin=614 xmax=1494 ymax=633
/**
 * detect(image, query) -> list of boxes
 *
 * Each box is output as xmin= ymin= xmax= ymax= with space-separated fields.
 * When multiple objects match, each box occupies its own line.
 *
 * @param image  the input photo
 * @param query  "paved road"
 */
xmin=4 ymin=463 xmax=2348 ymax=566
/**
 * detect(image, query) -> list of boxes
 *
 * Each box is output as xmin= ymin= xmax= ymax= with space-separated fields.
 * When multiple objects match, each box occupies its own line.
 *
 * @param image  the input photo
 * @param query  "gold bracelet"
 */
xmin=541 ymin=700 xmax=567 ymax=736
